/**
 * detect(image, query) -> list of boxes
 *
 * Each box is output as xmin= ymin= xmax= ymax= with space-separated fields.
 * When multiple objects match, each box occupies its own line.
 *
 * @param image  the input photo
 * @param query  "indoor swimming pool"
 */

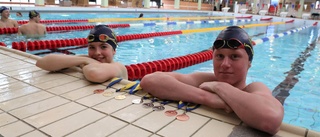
xmin=1 ymin=12 xmax=320 ymax=132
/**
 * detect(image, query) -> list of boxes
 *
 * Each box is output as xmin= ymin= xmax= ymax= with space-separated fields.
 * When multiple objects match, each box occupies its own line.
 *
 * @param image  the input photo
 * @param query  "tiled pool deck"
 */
xmin=1 ymin=44 xmax=320 ymax=136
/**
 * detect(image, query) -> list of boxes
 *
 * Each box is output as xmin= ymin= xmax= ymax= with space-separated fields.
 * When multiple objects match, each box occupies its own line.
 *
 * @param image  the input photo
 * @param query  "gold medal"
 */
xmin=176 ymin=113 xmax=189 ymax=121
xmin=165 ymin=110 xmax=178 ymax=116
xmin=103 ymin=90 xmax=114 ymax=97
xmin=115 ymin=95 xmax=126 ymax=100
xmin=93 ymin=89 xmax=104 ymax=94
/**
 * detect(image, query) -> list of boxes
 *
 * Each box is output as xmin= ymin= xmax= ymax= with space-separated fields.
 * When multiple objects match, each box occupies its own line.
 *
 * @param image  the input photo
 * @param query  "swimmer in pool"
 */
xmin=18 ymin=10 xmax=46 ymax=38
xmin=0 ymin=6 xmax=19 ymax=28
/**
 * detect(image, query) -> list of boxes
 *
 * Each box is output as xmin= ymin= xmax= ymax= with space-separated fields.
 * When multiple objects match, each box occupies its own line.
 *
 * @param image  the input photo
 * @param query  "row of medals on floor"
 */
xmin=93 ymin=78 xmax=201 ymax=121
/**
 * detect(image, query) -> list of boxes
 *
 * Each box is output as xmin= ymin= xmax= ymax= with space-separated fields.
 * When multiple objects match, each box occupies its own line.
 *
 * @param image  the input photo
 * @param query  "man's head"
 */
xmin=212 ymin=26 xmax=254 ymax=87
xmin=0 ymin=6 xmax=10 ymax=18
xmin=29 ymin=10 xmax=40 ymax=22
xmin=87 ymin=25 xmax=118 ymax=63
xmin=213 ymin=26 xmax=254 ymax=62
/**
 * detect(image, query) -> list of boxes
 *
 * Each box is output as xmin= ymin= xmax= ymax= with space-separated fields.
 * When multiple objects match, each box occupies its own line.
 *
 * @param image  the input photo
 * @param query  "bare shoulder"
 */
xmin=245 ymin=82 xmax=272 ymax=95
xmin=40 ymin=24 xmax=46 ymax=28
xmin=18 ymin=24 xmax=26 ymax=31
xmin=10 ymin=19 xmax=16 ymax=23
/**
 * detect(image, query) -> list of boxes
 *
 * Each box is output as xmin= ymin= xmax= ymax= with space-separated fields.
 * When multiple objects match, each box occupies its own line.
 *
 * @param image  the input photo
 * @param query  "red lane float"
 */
xmin=0 ymin=27 xmax=18 ymax=34
xmin=235 ymin=16 xmax=253 ymax=19
xmin=285 ymin=20 xmax=294 ymax=23
xmin=1 ymin=23 xmax=131 ymax=34
xmin=260 ymin=17 xmax=273 ymax=21
xmin=313 ymin=22 xmax=318 ymax=26
xmin=125 ymin=50 xmax=213 ymax=81
xmin=0 ymin=42 xmax=6 ymax=47
xmin=17 ymin=19 xmax=88 ymax=25
xmin=11 ymin=30 xmax=183 ymax=51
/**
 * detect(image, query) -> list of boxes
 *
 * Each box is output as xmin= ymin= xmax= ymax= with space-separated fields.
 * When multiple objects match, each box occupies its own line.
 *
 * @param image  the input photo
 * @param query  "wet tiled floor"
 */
xmin=1 ymin=45 xmax=320 ymax=136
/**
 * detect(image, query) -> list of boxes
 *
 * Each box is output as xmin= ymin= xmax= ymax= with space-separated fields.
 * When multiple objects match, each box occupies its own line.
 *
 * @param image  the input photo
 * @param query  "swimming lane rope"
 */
xmin=10 ymin=20 xmax=292 ymax=51
xmin=15 ymin=16 xmax=235 ymax=26
xmin=0 ymin=18 xmax=262 ymax=35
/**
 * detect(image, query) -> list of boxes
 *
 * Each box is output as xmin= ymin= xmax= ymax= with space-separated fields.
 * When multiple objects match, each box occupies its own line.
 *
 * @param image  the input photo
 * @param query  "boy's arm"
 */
xmin=140 ymin=72 xmax=231 ymax=111
xmin=36 ymin=54 xmax=99 ymax=71
xmin=82 ymin=62 xmax=127 ymax=83
xmin=200 ymin=82 xmax=284 ymax=135
xmin=13 ymin=20 xmax=19 ymax=27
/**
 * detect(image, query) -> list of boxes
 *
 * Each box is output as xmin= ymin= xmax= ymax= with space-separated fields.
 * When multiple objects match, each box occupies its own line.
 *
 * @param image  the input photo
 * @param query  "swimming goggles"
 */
xmin=213 ymin=38 xmax=253 ymax=52
xmin=87 ymin=34 xmax=117 ymax=43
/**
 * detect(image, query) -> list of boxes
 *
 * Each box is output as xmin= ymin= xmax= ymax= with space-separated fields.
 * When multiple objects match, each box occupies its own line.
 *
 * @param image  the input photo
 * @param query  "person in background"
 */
xmin=140 ymin=26 xmax=284 ymax=135
xmin=16 ymin=12 xmax=22 ymax=17
xmin=18 ymin=10 xmax=46 ymax=38
xmin=138 ymin=13 xmax=144 ymax=18
xmin=0 ymin=6 xmax=19 ymax=28
xmin=36 ymin=25 xmax=128 ymax=83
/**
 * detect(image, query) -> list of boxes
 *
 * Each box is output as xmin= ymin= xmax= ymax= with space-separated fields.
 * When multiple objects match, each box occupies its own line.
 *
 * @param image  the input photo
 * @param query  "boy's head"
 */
xmin=0 ymin=6 xmax=8 ymax=14
xmin=0 ymin=6 xmax=9 ymax=18
xmin=87 ymin=25 xmax=118 ymax=51
xmin=29 ymin=10 xmax=40 ymax=19
xmin=212 ymin=26 xmax=254 ymax=62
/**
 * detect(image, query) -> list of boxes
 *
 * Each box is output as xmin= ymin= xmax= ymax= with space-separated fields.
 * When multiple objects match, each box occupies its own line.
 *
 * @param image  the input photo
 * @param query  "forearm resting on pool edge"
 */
xmin=36 ymin=54 xmax=98 ymax=71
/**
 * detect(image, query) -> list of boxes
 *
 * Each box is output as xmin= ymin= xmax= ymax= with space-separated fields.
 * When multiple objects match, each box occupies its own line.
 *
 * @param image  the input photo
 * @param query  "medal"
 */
xmin=176 ymin=113 xmax=189 ymax=121
xmin=132 ymin=99 xmax=143 ymax=104
xmin=103 ymin=90 xmax=114 ymax=97
xmin=164 ymin=110 xmax=178 ymax=116
xmin=142 ymin=102 xmax=154 ymax=108
xmin=93 ymin=89 xmax=104 ymax=94
xmin=152 ymin=105 xmax=165 ymax=111
xmin=115 ymin=95 xmax=126 ymax=100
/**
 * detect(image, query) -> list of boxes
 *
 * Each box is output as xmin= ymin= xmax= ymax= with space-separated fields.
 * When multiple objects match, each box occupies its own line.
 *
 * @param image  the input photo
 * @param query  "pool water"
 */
xmin=3 ymin=12 xmax=320 ymax=132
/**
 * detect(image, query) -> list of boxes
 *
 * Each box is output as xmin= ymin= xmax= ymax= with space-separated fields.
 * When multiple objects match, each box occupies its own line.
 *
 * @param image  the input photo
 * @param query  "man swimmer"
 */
xmin=0 ymin=6 xmax=19 ymax=28
xmin=18 ymin=10 xmax=46 ymax=38
xmin=36 ymin=25 xmax=128 ymax=83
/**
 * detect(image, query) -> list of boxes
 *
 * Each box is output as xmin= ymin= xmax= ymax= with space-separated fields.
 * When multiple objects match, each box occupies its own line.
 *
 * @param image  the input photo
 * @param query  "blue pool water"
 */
xmin=3 ymin=12 xmax=320 ymax=132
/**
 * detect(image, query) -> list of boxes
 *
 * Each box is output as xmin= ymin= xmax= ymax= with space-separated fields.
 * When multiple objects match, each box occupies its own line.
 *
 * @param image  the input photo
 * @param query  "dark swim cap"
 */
xmin=0 ymin=6 xmax=9 ymax=13
xmin=213 ymin=26 xmax=254 ymax=61
xmin=87 ymin=25 xmax=118 ymax=50
xmin=29 ymin=10 xmax=39 ymax=18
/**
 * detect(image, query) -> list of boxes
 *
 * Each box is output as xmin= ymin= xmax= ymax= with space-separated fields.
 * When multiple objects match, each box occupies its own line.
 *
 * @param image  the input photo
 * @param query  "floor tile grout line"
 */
xmin=0 ymin=88 xmax=43 ymax=104
xmin=191 ymin=110 xmax=243 ymax=126
xmin=0 ymin=111 xmax=51 ymax=137
xmin=0 ymin=91 xmax=55 ymax=112
xmin=190 ymin=118 xmax=212 ymax=137
xmin=18 ymin=128 xmax=51 ymax=137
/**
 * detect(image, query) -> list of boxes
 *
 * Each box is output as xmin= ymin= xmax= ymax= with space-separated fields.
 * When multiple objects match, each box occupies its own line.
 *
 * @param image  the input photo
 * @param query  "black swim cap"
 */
xmin=87 ymin=25 xmax=118 ymax=50
xmin=29 ymin=10 xmax=39 ymax=18
xmin=213 ymin=26 xmax=254 ymax=61
xmin=0 ymin=6 xmax=9 ymax=13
